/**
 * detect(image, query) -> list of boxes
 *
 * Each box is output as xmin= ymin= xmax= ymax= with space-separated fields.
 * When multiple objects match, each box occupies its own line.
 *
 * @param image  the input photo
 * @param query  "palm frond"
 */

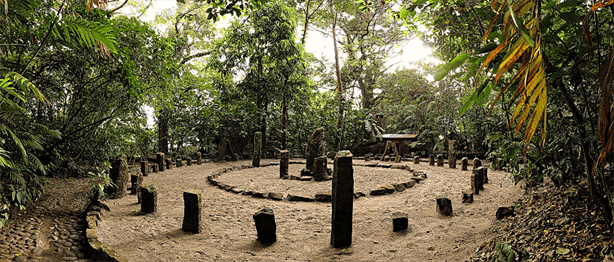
xmin=59 ymin=19 xmax=118 ymax=56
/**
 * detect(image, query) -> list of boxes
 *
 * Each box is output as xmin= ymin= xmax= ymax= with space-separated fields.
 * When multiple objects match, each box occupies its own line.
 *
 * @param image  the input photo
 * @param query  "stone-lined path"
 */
xmin=0 ymin=177 xmax=93 ymax=262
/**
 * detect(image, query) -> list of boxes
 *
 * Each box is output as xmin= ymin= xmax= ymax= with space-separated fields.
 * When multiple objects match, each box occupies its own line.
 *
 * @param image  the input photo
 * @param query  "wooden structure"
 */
xmin=354 ymin=134 xmax=418 ymax=157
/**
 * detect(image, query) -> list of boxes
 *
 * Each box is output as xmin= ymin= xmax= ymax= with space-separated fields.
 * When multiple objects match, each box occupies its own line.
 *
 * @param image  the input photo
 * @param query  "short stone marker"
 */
xmin=331 ymin=150 xmax=353 ymax=248
xmin=253 ymin=132 xmax=262 ymax=167
xmin=364 ymin=153 xmax=371 ymax=161
xmin=165 ymin=158 xmax=172 ymax=170
xmin=176 ymin=158 xmax=183 ymax=167
xmin=491 ymin=155 xmax=499 ymax=170
xmin=182 ymin=190 xmax=202 ymax=233
xmin=413 ymin=156 xmax=420 ymax=164
xmin=187 ymin=157 xmax=192 ymax=166
xmin=461 ymin=191 xmax=474 ymax=203
xmin=436 ymin=154 xmax=444 ymax=166
xmin=392 ymin=212 xmax=408 ymax=232
xmin=157 ymin=153 xmax=165 ymax=172
xmin=152 ymin=163 xmax=159 ymax=173
xmin=394 ymin=155 xmax=401 ymax=163
xmin=473 ymin=158 xmax=481 ymax=168
xmin=429 ymin=154 xmax=435 ymax=166
xmin=196 ymin=152 xmax=202 ymax=165
xmin=140 ymin=185 xmax=157 ymax=213
xmin=109 ymin=155 xmax=129 ymax=199
xmin=253 ymin=207 xmax=276 ymax=243
xmin=461 ymin=157 xmax=468 ymax=170
xmin=280 ymin=150 xmax=289 ymax=178
xmin=436 ymin=196 xmax=453 ymax=216
xmin=496 ymin=206 xmax=515 ymax=220
xmin=141 ymin=161 xmax=148 ymax=176
xmin=314 ymin=156 xmax=327 ymax=181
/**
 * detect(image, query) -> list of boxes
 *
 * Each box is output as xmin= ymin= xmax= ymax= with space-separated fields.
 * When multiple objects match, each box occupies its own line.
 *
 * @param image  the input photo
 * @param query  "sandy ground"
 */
xmin=98 ymin=158 xmax=523 ymax=261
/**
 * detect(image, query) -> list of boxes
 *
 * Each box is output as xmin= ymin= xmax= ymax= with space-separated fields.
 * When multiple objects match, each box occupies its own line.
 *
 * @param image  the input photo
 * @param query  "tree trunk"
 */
xmin=158 ymin=108 xmax=169 ymax=154
xmin=331 ymin=5 xmax=343 ymax=151
xmin=282 ymin=95 xmax=287 ymax=150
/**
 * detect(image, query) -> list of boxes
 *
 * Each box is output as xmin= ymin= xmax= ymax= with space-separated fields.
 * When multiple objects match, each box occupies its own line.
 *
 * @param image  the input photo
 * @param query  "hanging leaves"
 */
xmin=477 ymin=0 xmax=547 ymax=150
xmin=584 ymin=0 xmax=614 ymax=172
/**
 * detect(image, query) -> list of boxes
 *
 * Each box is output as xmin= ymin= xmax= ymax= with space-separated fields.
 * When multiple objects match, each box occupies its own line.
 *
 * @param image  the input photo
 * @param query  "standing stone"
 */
xmin=141 ymin=161 xmax=148 ymax=177
xmin=491 ymin=155 xmax=499 ymax=170
xmin=157 ymin=153 xmax=165 ymax=172
xmin=314 ymin=156 xmax=327 ymax=181
xmin=253 ymin=207 xmax=276 ymax=243
xmin=473 ymin=158 xmax=481 ymax=168
xmin=481 ymin=167 xmax=489 ymax=184
xmin=140 ymin=185 xmax=157 ymax=213
xmin=471 ymin=168 xmax=483 ymax=195
xmin=109 ymin=155 xmax=129 ymax=199
xmin=364 ymin=153 xmax=371 ymax=161
xmin=306 ymin=127 xmax=325 ymax=171
xmin=436 ymin=154 xmax=444 ymax=166
xmin=429 ymin=154 xmax=435 ymax=165
xmin=461 ymin=157 xmax=468 ymax=171
xmin=253 ymin=132 xmax=262 ymax=167
xmin=152 ymin=163 xmax=159 ymax=173
xmin=392 ymin=212 xmax=408 ymax=232
xmin=187 ymin=158 xmax=192 ymax=166
xmin=394 ymin=155 xmax=401 ymax=163
xmin=448 ymin=140 xmax=457 ymax=169
xmin=436 ymin=196 xmax=453 ymax=216
xmin=182 ymin=190 xmax=202 ymax=233
xmin=331 ymin=150 xmax=353 ymax=248
xmin=280 ymin=150 xmax=289 ymax=178
xmin=165 ymin=159 xmax=172 ymax=170
xmin=196 ymin=152 xmax=202 ymax=165
xmin=176 ymin=158 xmax=183 ymax=167
xmin=130 ymin=174 xmax=142 ymax=195
xmin=413 ymin=156 xmax=420 ymax=164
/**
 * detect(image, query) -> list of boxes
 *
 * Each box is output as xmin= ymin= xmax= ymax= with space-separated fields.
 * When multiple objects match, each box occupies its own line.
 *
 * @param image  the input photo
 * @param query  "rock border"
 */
xmin=206 ymin=161 xmax=428 ymax=203
xmin=83 ymin=197 xmax=127 ymax=262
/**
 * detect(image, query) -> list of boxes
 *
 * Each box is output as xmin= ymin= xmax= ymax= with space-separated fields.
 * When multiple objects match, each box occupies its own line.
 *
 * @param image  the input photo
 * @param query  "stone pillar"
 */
xmin=314 ymin=156 xmax=327 ymax=181
xmin=481 ymin=167 xmax=489 ymax=184
xmin=157 ymin=153 xmax=165 ymax=172
xmin=130 ymin=174 xmax=142 ymax=195
xmin=187 ymin=157 xmax=192 ymax=166
xmin=176 ymin=158 xmax=183 ymax=167
xmin=253 ymin=207 xmax=276 ymax=243
xmin=109 ymin=154 xmax=129 ymax=199
xmin=182 ymin=190 xmax=202 ymax=233
xmin=306 ymin=127 xmax=325 ymax=171
xmin=331 ymin=151 xmax=353 ymax=248
xmin=196 ymin=152 xmax=202 ymax=165
xmin=436 ymin=154 xmax=444 ymax=166
xmin=436 ymin=196 xmax=453 ymax=216
xmin=364 ymin=153 xmax=371 ymax=161
xmin=473 ymin=158 xmax=481 ymax=168
xmin=140 ymin=185 xmax=157 ymax=213
xmin=413 ymin=156 xmax=420 ymax=164
xmin=461 ymin=157 xmax=468 ymax=170
xmin=141 ymin=161 xmax=148 ymax=177
xmin=280 ymin=150 xmax=289 ymax=178
xmin=428 ymin=154 xmax=434 ymax=165
xmin=253 ymin=132 xmax=262 ymax=167
xmin=165 ymin=159 xmax=172 ymax=170
xmin=471 ymin=168 xmax=483 ymax=195
xmin=448 ymin=140 xmax=456 ymax=169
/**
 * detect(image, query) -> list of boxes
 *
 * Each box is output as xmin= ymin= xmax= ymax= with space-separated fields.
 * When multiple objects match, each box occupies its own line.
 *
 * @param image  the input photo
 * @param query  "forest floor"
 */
xmin=97 ymin=158 xmax=523 ymax=261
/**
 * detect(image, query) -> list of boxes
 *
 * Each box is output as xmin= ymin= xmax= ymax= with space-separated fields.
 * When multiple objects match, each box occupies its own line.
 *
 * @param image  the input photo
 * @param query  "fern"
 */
xmin=59 ymin=19 xmax=118 ymax=56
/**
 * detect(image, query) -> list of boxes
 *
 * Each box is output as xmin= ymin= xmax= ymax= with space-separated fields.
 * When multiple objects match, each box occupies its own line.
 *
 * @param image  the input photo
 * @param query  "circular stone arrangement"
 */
xmin=208 ymin=161 xmax=427 ymax=202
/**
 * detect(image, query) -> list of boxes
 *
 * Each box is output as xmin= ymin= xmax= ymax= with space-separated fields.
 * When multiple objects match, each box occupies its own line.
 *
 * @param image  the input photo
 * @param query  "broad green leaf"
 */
xmin=508 ymin=5 xmax=534 ymax=47
xmin=544 ymin=1 xmax=557 ymax=10
xmin=559 ymin=0 xmax=581 ymax=9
